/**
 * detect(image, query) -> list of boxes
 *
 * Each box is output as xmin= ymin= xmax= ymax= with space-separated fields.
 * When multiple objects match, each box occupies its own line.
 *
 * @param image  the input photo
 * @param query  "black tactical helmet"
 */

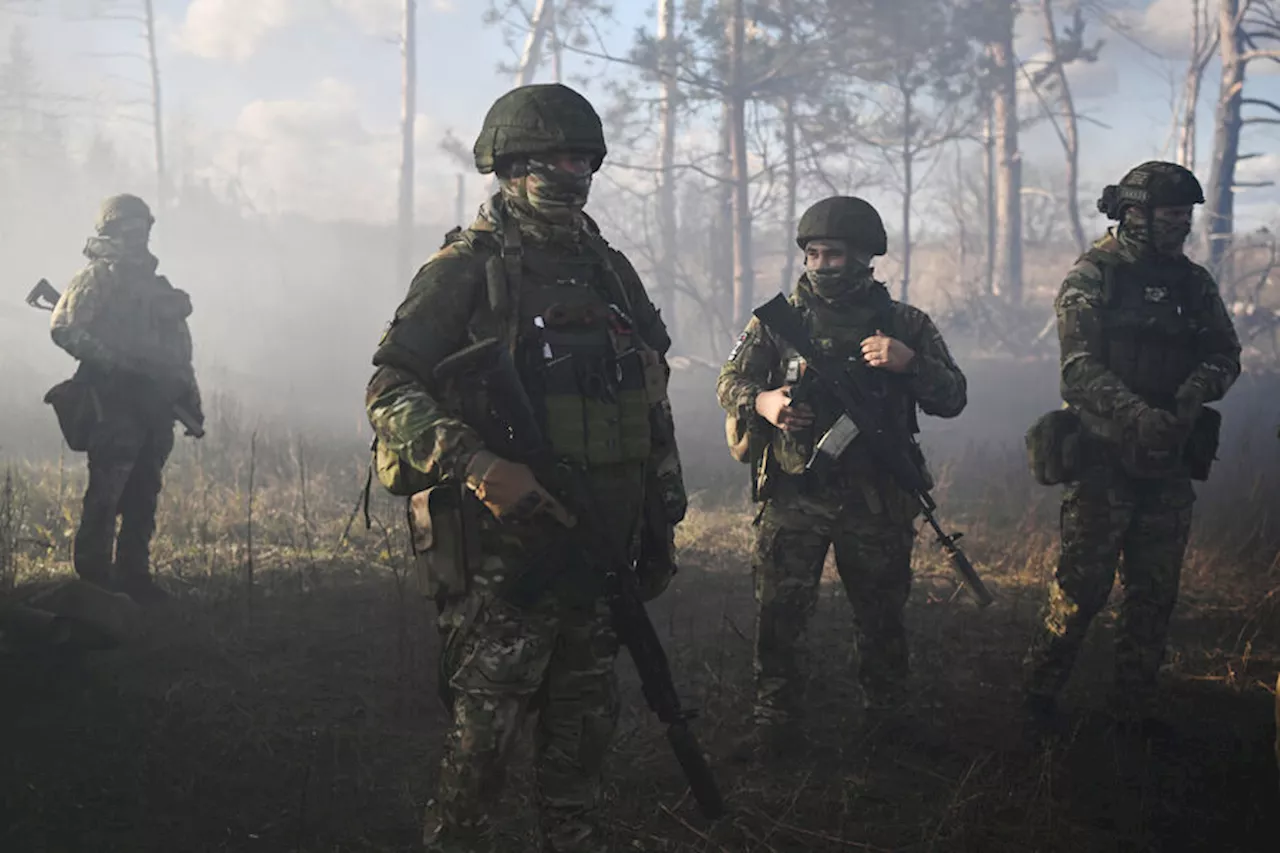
xmin=1097 ymin=160 xmax=1204 ymax=221
xmin=473 ymin=83 xmax=607 ymax=175
xmin=795 ymin=196 xmax=888 ymax=256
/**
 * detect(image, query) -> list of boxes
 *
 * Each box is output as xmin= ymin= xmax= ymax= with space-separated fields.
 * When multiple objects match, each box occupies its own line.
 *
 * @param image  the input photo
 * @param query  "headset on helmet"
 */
xmin=1097 ymin=161 xmax=1204 ymax=221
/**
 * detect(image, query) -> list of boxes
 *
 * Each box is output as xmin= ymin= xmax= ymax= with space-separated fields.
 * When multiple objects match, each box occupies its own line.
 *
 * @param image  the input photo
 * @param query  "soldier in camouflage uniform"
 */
xmin=717 ymin=197 xmax=967 ymax=755
xmin=1023 ymin=162 xmax=1241 ymax=728
xmin=365 ymin=84 xmax=685 ymax=852
xmin=50 ymin=195 xmax=203 ymax=605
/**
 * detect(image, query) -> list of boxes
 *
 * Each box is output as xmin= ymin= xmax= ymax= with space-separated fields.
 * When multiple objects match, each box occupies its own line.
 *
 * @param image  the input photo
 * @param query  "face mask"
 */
xmin=1152 ymin=217 xmax=1191 ymax=253
xmin=525 ymin=158 xmax=592 ymax=218
xmin=805 ymin=266 xmax=875 ymax=302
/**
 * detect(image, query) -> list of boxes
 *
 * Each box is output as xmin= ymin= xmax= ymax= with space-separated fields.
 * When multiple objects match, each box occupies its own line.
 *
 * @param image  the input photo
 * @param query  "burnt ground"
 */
xmin=1 ymin=520 xmax=1276 ymax=853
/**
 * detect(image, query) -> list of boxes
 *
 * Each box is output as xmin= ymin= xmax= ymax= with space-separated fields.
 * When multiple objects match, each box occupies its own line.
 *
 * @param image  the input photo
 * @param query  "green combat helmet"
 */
xmin=472 ymin=83 xmax=607 ymax=175
xmin=95 ymin=193 xmax=154 ymax=233
xmin=1097 ymin=160 xmax=1204 ymax=220
xmin=795 ymin=196 xmax=888 ymax=256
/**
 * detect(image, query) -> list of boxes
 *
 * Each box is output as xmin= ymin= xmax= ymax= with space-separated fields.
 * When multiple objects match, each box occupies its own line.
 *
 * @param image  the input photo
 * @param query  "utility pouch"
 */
xmin=374 ymin=438 xmax=435 ymax=497
xmin=408 ymin=485 xmax=471 ymax=600
xmin=1025 ymin=408 xmax=1083 ymax=486
xmin=43 ymin=377 xmax=101 ymax=453
xmin=1183 ymin=405 xmax=1222 ymax=481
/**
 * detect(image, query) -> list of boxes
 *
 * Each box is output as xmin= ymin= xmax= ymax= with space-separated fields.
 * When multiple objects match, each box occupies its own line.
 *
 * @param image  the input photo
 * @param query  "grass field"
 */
xmin=1 ymin=394 xmax=1277 ymax=852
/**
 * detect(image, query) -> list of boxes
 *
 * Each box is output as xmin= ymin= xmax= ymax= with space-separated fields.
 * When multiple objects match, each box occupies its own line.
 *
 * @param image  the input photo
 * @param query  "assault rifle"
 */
xmin=753 ymin=293 xmax=996 ymax=608
xmin=433 ymin=338 xmax=726 ymax=821
xmin=24 ymin=278 xmax=205 ymax=439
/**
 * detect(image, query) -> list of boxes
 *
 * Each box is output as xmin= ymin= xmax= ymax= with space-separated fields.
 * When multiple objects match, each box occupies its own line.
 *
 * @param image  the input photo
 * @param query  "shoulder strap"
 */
xmin=582 ymin=232 xmax=636 ymax=319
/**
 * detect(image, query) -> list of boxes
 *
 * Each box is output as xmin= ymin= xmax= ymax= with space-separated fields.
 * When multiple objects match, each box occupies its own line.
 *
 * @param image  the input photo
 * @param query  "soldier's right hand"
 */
xmin=1134 ymin=404 xmax=1184 ymax=449
xmin=755 ymin=386 xmax=813 ymax=432
xmin=464 ymin=450 xmax=575 ymax=527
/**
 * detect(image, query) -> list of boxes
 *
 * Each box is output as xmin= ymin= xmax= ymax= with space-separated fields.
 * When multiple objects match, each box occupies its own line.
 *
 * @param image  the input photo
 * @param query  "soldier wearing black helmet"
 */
xmin=365 ymin=84 xmax=684 ymax=852
xmin=717 ymin=196 xmax=967 ymax=759
xmin=1022 ymin=161 xmax=1241 ymax=733
xmin=48 ymin=194 xmax=203 ymax=606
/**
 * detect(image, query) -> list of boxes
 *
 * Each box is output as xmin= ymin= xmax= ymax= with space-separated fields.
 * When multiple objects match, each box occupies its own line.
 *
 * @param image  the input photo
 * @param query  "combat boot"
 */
xmin=113 ymin=572 xmax=170 ymax=607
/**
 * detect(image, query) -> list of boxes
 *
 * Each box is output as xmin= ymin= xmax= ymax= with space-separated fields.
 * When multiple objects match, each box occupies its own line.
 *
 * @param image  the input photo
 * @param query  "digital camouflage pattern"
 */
xmin=367 ymin=186 xmax=677 ymax=850
xmin=50 ymin=230 xmax=200 ymax=595
xmin=717 ymin=274 xmax=966 ymax=726
xmin=1024 ymin=226 xmax=1241 ymax=714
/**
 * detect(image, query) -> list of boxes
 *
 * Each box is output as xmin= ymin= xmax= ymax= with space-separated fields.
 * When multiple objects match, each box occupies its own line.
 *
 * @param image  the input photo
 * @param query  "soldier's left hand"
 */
xmin=861 ymin=330 xmax=916 ymax=373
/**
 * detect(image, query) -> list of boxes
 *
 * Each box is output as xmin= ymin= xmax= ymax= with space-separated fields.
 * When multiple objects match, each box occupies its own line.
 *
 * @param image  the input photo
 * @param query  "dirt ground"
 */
xmin=1 ymin=504 xmax=1276 ymax=853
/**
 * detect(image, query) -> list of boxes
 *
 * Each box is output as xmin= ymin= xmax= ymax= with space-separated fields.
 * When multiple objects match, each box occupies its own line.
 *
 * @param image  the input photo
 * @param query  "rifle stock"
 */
xmin=753 ymin=294 xmax=995 ymax=608
xmin=434 ymin=338 xmax=726 ymax=819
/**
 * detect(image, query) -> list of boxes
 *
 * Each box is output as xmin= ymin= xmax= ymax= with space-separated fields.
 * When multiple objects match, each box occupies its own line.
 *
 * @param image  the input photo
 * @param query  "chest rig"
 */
xmin=770 ymin=287 xmax=918 ymax=479
xmin=477 ymin=216 xmax=655 ymax=468
xmin=1090 ymin=249 xmax=1203 ymax=409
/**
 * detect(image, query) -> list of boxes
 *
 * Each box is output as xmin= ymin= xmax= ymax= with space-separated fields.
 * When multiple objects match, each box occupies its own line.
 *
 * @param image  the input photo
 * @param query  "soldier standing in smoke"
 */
xmin=48 ymin=194 xmax=203 ymax=605
xmin=366 ymin=84 xmax=686 ymax=852
xmin=717 ymin=197 xmax=967 ymax=759
xmin=1023 ymin=161 xmax=1241 ymax=731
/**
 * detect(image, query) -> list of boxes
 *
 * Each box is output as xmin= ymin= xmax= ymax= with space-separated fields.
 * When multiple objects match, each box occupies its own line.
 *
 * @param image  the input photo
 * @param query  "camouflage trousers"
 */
xmin=74 ymin=407 xmax=174 ymax=586
xmin=1024 ymin=464 xmax=1195 ymax=712
xmin=425 ymin=587 xmax=620 ymax=853
xmin=751 ymin=484 xmax=916 ymax=727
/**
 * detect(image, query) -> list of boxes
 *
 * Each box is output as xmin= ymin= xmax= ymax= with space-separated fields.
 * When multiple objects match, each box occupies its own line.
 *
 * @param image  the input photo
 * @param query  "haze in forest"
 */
xmin=2 ymin=0 xmax=1279 ymax=462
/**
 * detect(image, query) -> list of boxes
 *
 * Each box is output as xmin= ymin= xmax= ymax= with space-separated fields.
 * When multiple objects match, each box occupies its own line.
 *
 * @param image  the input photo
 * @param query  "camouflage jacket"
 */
xmin=717 ymin=280 xmax=967 ymax=423
xmin=50 ymin=237 xmax=198 ymax=399
xmin=1055 ymin=229 xmax=1241 ymax=427
xmin=367 ymin=201 xmax=675 ymax=488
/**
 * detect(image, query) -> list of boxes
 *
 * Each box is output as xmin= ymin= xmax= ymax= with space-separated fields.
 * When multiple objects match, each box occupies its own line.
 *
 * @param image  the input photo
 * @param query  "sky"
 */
xmin=5 ymin=0 xmax=1280 ymax=232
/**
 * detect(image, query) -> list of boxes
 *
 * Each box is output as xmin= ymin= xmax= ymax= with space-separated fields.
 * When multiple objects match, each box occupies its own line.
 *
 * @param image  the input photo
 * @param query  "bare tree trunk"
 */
xmin=656 ymin=0 xmax=679 ymax=337
xmin=455 ymin=173 xmax=465 ymax=226
xmin=900 ymin=86 xmax=914 ymax=304
xmin=516 ymin=0 xmax=554 ymax=85
xmin=1041 ymin=0 xmax=1085 ymax=254
xmin=986 ymin=4 xmax=1023 ymax=303
xmin=1177 ymin=0 xmax=1215 ymax=169
xmin=780 ymin=0 xmax=798 ymax=295
xmin=716 ymin=103 xmax=734 ymax=328
xmin=397 ymin=0 xmax=418 ymax=289
xmin=143 ymin=0 xmax=165 ymax=213
xmin=1206 ymin=0 xmax=1244 ymax=274
xmin=548 ymin=0 xmax=563 ymax=82
xmin=983 ymin=93 xmax=995 ymax=297
xmin=727 ymin=0 xmax=754 ymax=327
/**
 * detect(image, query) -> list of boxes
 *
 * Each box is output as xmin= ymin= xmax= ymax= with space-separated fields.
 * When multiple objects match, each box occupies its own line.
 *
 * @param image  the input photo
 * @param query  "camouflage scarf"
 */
xmin=83 ymin=235 xmax=159 ymax=274
xmin=495 ymin=187 xmax=583 ymax=247
xmin=802 ymin=261 xmax=878 ymax=308
xmin=1120 ymin=209 xmax=1190 ymax=256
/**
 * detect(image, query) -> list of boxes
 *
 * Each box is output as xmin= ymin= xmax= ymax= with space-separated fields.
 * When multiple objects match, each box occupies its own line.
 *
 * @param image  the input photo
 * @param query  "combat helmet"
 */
xmin=473 ymin=83 xmax=607 ymax=175
xmin=1097 ymin=161 xmax=1204 ymax=221
xmin=795 ymin=196 xmax=888 ymax=256
xmin=95 ymin=194 xmax=154 ymax=233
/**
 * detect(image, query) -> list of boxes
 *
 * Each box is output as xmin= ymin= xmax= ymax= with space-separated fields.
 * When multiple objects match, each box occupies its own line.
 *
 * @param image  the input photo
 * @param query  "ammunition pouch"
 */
xmin=43 ymin=377 xmax=102 ymax=453
xmin=635 ymin=470 xmax=678 ymax=602
xmin=1025 ymin=409 xmax=1083 ymax=486
xmin=1183 ymin=405 xmax=1221 ymax=481
xmin=407 ymin=484 xmax=474 ymax=601
xmin=373 ymin=437 xmax=436 ymax=497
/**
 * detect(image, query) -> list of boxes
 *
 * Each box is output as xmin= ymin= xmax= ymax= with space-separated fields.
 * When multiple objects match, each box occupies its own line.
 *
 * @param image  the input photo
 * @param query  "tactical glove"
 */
xmin=1133 ymin=404 xmax=1184 ymax=449
xmin=1174 ymin=379 xmax=1208 ymax=425
xmin=464 ymin=450 xmax=575 ymax=527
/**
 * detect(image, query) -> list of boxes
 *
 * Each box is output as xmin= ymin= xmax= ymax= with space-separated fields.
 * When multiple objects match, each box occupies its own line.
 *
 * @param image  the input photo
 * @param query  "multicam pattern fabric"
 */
xmin=1054 ymin=228 xmax=1239 ymax=426
xmin=50 ymin=236 xmax=197 ymax=392
xmin=1024 ymin=227 xmax=1241 ymax=712
xmin=425 ymin=589 xmax=619 ymax=853
xmin=752 ymin=486 xmax=915 ymax=725
xmin=716 ymin=276 xmax=965 ymax=727
xmin=367 ymin=195 xmax=679 ymax=851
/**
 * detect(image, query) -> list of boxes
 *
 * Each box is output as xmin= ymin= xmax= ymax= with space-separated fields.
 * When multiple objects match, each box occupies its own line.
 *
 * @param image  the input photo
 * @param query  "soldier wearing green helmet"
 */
xmin=365 ymin=84 xmax=685 ymax=852
xmin=716 ymin=196 xmax=967 ymax=760
xmin=47 ymin=194 xmax=203 ymax=606
xmin=1022 ymin=161 xmax=1242 ymax=734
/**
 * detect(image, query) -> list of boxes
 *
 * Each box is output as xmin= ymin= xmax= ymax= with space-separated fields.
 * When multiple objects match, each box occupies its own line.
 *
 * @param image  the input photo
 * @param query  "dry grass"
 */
xmin=1 ymin=395 xmax=1278 ymax=852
